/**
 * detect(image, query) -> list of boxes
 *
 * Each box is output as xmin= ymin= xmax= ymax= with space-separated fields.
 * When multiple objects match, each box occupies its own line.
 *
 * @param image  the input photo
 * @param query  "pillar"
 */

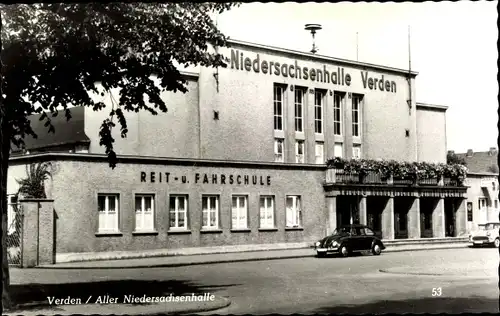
xmin=326 ymin=195 xmax=337 ymax=235
xmin=455 ymin=198 xmax=467 ymax=237
xmin=432 ymin=197 xmax=445 ymax=238
xmin=20 ymin=199 xmax=55 ymax=267
xmin=408 ymin=196 xmax=421 ymax=239
xmin=21 ymin=200 xmax=39 ymax=268
xmin=38 ymin=201 xmax=55 ymax=265
xmin=359 ymin=196 xmax=367 ymax=225
xmin=381 ymin=196 xmax=395 ymax=240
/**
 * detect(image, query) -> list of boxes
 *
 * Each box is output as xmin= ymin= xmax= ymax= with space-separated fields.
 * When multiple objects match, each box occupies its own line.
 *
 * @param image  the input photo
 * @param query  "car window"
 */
xmin=364 ymin=228 xmax=375 ymax=236
xmin=350 ymin=228 xmax=357 ymax=236
xmin=356 ymin=227 xmax=365 ymax=236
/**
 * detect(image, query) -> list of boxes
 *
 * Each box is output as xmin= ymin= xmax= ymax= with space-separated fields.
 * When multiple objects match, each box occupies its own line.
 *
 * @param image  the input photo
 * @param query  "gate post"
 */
xmin=20 ymin=199 xmax=55 ymax=268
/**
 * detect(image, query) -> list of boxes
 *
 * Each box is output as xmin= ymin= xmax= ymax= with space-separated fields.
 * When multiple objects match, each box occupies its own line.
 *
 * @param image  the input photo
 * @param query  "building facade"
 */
xmin=454 ymin=148 xmax=499 ymax=229
xmin=7 ymin=39 xmax=467 ymax=261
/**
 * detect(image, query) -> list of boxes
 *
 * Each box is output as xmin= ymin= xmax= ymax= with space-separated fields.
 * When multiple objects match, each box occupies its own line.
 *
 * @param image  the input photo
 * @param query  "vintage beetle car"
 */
xmin=314 ymin=224 xmax=385 ymax=257
xmin=470 ymin=222 xmax=500 ymax=247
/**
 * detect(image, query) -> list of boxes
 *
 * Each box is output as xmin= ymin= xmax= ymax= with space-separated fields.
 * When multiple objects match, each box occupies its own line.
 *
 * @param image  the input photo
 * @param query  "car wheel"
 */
xmin=340 ymin=245 xmax=349 ymax=257
xmin=494 ymin=238 xmax=500 ymax=248
xmin=372 ymin=243 xmax=382 ymax=256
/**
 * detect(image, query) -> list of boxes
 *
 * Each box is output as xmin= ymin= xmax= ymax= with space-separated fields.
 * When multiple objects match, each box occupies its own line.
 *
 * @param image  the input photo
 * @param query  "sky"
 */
xmin=215 ymin=2 xmax=498 ymax=154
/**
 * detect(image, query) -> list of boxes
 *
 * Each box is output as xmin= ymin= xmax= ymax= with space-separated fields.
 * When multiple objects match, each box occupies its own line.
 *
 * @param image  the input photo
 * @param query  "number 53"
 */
xmin=432 ymin=287 xmax=442 ymax=296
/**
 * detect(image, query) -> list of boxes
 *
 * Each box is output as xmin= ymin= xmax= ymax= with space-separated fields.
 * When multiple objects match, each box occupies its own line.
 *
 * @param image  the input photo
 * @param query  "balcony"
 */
xmin=325 ymin=169 xmax=463 ymax=187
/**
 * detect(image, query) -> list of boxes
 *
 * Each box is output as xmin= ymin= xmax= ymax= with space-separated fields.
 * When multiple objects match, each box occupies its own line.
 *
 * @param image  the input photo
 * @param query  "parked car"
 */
xmin=468 ymin=224 xmax=486 ymax=243
xmin=314 ymin=224 xmax=386 ymax=257
xmin=470 ymin=222 xmax=500 ymax=247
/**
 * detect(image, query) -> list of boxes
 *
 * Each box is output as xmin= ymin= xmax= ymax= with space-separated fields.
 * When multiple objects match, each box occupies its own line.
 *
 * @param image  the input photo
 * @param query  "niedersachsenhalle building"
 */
xmin=7 ymin=39 xmax=468 ymax=263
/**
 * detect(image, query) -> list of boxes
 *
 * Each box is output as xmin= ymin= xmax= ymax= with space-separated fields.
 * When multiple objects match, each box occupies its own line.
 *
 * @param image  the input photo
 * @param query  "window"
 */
xmin=274 ymin=85 xmax=284 ymax=131
xmin=314 ymin=90 xmax=323 ymax=134
xmin=315 ymin=142 xmax=324 ymax=164
xmin=333 ymin=93 xmax=342 ymax=135
xmin=363 ymin=227 xmax=375 ymax=236
xmin=260 ymin=196 xmax=275 ymax=228
xmin=135 ymin=194 xmax=155 ymax=231
xmin=202 ymin=195 xmax=219 ymax=229
xmin=352 ymin=95 xmax=362 ymax=137
xmin=98 ymin=194 xmax=119 ymax=232
xmin=294 ymin=89 xmax=304 ymax=132
xmin=495 ymin=200 xmax=498 ymax=209
xmin=295 ymin=140 xmax=305 ymax=163
xmin=493 ymin=182 xmax=496 ymax=191
xmin=169 ymin=195 xmax=188 ymax=230
xmin=478 ymin=198 xmax=487 ymax=209
xmin=352 ymin=145 xmax=361 ymax=160
xmin=334 ymin=143 xmax=343 ymax=158
xmin=286 ymin=195 xmax=302 ymax=227
xmin=274 ymin=138 xmax=284 ymax=162
xmin=232 ymin=196 xmax=248 ymax=229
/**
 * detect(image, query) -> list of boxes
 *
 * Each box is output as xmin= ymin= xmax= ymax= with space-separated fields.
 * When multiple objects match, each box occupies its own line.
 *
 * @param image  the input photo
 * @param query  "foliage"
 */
xmin=16 ymin=162 xmax=52 ymax=198
xmin=446 ymin=152 xmax=467 ymax=166
xmin=1 ymin=2 xmax=238 ymax=168
xmin=326 ymin=157 xmax=468 ymax=184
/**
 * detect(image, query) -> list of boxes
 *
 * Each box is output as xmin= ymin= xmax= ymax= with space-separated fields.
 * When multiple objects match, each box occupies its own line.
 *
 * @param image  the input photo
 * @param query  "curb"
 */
xmin=378 ymin=268 xmax=493 ymax=279
xmin=34 ymin=244 xmax=470 ymax=270
xmin=4 ymin=297 xmax=231 ymax=316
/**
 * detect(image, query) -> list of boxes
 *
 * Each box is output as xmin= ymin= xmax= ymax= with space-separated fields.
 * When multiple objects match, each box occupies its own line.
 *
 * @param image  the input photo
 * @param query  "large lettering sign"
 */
xmin=230 ymin=49 xmax=397 ymax=93
xmin=140 ymin=172 xmax=271 ymax=186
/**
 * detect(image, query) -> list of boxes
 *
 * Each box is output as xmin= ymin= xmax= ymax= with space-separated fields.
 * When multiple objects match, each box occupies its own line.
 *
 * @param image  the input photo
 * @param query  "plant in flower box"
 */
xmin=327 ymin=157 xmax=345 ymax=169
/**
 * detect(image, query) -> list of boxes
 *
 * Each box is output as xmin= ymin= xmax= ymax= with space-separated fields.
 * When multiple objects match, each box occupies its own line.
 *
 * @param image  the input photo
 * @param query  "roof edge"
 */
xmin=180 ymin=71 xmax=199 ymax=80
xmin=416 ymin=102 xmax=448 ymax=111
xmin=8 ymin=152 xmax=328 ymax=171
xmin=468 ymin=172 xmax=499 ymax=177
xmin=226 ymin=39 xmax=419 ymax=77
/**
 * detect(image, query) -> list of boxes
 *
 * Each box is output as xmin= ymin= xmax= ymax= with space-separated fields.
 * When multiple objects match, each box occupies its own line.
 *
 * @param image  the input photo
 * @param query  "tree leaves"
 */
xmin=1 ymin=2 xmax=238 ymax=167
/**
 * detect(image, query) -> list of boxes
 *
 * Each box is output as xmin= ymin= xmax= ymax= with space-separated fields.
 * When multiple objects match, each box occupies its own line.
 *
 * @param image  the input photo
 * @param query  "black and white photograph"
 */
xmin=1 ymin=1 xmax=498 ymax=315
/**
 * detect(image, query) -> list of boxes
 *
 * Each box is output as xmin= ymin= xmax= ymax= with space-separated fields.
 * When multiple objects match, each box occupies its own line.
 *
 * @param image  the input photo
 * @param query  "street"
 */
xmin=9 ymin=247 xmax=499 ymax=314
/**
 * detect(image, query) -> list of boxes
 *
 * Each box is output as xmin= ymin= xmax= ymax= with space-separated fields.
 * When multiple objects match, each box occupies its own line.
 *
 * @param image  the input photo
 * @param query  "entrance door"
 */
xmin=394 ymin=212 xmax=408 ymax=239
xmin=445 ymin=200 xmax=456 ymax=237
xmin=420 ymin=211 xmax=433 ymax=238
xmin=367 ymin=211 xmax=382 ymax=237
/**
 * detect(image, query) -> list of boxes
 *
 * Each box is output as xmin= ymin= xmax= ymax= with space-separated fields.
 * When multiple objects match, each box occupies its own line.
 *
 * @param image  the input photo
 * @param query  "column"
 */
xmin=408 ymin=196 xmax=421 ymax=239
xmin=20 ymin=199 xmax=55 ymax=267
xmin=432 ymin=197 xmax=445 ymax=238
xmin=38 ymin=200 xmax=55 ymax=265
xmin=343 ymin=93 xmax=353 ymax=159
xmin=286 ymin=87 xmax=296 ymax=163
xmin=454 ymin=198 xmax=467 ymax=237
xmin=359 ymin=196 xmax=367 ymax=225
xmin=21 ymin=200 xmax=39 ymax=268
xmin=324 ymin=91 xmax=335 ymax=160
xmin=381 ymin=195 xmax=395 ymax=240
xmin=326 ymin=195 xmax=337 ymax=235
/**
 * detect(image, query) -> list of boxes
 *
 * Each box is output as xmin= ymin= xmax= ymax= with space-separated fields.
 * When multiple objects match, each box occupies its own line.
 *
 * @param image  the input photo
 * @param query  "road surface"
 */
xmin=10 ymin=247 xmax=498 ymax=314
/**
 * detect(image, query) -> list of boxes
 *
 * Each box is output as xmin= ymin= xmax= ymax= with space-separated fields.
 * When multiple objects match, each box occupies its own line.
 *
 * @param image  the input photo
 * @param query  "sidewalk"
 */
xmin=37 ymin=242 xmax=471 ymax=269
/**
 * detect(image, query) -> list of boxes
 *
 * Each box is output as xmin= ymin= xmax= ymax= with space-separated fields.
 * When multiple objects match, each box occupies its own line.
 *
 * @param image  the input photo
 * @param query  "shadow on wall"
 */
xmin=313 ymin=296 xmax=498 ymax=314
xmin=8 ymin=279 xmax=239 ymax=312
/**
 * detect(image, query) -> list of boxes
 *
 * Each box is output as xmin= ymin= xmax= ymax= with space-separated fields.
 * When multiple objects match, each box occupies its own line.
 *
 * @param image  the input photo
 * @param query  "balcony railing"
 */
xmin=326 ymin=169 xmax=464 ymax=187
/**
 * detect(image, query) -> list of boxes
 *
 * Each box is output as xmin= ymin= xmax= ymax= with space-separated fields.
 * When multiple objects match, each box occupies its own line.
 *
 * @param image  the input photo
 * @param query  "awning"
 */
xmin=481 ymin=187 xmax=495 ymax=201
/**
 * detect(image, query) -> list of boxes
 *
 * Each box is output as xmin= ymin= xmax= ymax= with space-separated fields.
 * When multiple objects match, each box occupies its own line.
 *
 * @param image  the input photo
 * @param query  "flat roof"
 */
xmin=416 ymin=102 xmax=448 ymax=111
xmin=227 ymin=39 xmax=419 ymax=78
